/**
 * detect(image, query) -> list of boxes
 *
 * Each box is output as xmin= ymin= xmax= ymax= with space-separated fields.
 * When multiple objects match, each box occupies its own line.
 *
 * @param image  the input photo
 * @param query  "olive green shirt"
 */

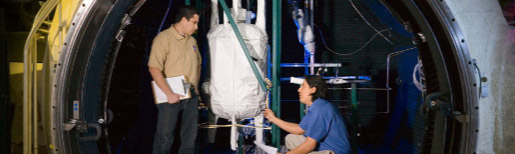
xmin=148 ymin=27 xmax=201 ymax=88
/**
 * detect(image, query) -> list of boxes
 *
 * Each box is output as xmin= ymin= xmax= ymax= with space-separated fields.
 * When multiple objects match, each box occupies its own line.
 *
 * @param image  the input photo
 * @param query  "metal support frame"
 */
xmin=350 ymin=83 xmax=358 ymax=154
xmin=303 ymin=0 xmax=315 ymax=119
xmin=272 ymin=0 xmax=282 ymax=150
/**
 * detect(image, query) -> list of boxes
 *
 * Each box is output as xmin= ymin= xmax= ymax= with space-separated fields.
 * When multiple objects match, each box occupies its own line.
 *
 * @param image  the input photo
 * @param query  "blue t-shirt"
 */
xmin=299 ymin=98 xmax=351 ymax=154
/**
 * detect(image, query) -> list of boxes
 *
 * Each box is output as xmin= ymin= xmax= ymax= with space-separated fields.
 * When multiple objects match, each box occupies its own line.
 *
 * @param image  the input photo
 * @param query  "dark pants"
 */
xmin=153 ymin=90 xmax=198 ymax=154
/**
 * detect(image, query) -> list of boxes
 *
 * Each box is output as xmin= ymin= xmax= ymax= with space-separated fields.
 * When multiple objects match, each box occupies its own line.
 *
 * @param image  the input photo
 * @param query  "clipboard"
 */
xmin=151 ymin=76 xmax=191 ymax=104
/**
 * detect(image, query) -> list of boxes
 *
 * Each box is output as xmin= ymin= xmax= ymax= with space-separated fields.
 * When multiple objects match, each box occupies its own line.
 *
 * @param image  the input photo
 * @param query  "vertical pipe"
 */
xmin=309 ymin=53 xmax=314 ymax=74
xmin=351 ymin=83 xmax=358 ymax=154
xmin=272 ymin=0 xmax=282 ymax=150
xmin=309 ymin=0 xmax=313 ymax=29
xmin=309 ymin=0 xmax=315 ymax=75
xmin=32 ymin=34 xmax=38 ymax=154
xmin=301 ymin=0 xmax=316 ymax=119
xmin=304 ymin=0 xmax=309 ymax=32
xmin=22 ymin=1 xmax=59 ymax=153
xmin=59 ymin=0 xmax=62 ymax=46
xmin=23 ymin=37 xmax=32 ymax=154
xmin=351 ymin=83 xmax=357 ymax=109
xmin=238 ymin=130 xmax=243 ymax=154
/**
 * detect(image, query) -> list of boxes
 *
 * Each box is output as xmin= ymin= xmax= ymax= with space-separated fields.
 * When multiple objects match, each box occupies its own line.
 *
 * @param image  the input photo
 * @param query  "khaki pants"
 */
xmin=285 ymin=134 xmax=335 ymax=154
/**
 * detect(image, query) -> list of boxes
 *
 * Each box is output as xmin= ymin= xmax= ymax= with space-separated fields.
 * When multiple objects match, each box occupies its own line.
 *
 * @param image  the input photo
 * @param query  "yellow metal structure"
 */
xmin=23 ymin=0 xmax=79 ymax=153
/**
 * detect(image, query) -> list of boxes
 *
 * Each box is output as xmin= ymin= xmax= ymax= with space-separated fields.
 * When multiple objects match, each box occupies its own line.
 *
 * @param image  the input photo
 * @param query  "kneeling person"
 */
xmin=263 ymin=75 xmax=351 ymax=154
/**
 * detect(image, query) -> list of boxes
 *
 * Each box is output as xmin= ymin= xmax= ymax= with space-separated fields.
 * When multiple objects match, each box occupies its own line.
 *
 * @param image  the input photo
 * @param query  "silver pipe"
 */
xmin=386 ymin=48 xmax=415 ymax=89
xmin=385 ymin=47 xmax=417 ymax=114
xmin=281 ymin=63 xmax=341 ymax=67
xmin=328 ymin=87 xmax=390 ymax=90
xmin=23 ymin=0 xmax=59 ymax=153
xmin=309 ymin=0 xmax=315 ymax=74
xmin=310 ymin=0 xmax=314 ymax=27
xmin=32 ymin=33 xmax=38 ymax=154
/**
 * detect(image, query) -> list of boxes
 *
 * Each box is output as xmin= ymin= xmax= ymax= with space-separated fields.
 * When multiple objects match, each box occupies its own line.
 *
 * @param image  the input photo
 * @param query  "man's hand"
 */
xmin=167 ymin=93 xmax=183 ymax=104
xmin=263 ymin=109 xmax=277 ymax=122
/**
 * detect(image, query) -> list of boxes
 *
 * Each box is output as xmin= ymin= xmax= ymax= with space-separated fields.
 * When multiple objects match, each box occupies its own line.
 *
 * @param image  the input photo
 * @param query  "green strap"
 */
xmin=218 ymin=0 xmax=268 ymax=91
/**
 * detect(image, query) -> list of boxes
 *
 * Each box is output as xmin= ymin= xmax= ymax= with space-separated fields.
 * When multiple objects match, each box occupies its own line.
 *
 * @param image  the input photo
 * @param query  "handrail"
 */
xmin=22 ymin=0 xmax=59 ymax=153
xmin=218 ymin=0 xmax=268 ymax=91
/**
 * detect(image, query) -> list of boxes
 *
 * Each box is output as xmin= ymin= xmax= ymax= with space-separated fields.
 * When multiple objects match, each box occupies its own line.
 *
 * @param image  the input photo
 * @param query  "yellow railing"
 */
xmin=22 ymin=0 xmax=58 ymax=153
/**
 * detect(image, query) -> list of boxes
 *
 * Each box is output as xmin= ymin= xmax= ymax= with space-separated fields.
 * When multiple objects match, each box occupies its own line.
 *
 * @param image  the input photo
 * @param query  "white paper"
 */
xmin=254 ymin=141 xmax=278 ymax=154
xmin=290 ymin=77 xmax=304 ymax=85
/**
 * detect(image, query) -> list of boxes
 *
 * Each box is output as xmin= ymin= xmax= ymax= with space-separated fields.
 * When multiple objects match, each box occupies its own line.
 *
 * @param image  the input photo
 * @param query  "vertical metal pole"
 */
xmin=21 ymin=1 xmax=59 ymax=153
xmin=309 ymin=0 xmax=315 ymax=74
xmin=351 ymin=83 xmax=358 ymax=154
xmin=351 ymin=83 xmax=357 ymax=109
xmin=309 ymin=0 xmax=313 ymax=28
xmin=23 ymin=36 xmax=33 ymax=154
xmin=301 ymin=0 xmax=308 ymax=116
xmin=59 ymin=0 xmax=63 ymax=45
xmin=308 ymin=0 xmax=314 ymax=75
xmin=32 ymin=34 xmax=39 ymax=154
xmin=238 ymin=131 xmax=243 ymax=154
xmin=301 ymin=0 xmax=315 ymax=119
xmin=300 ymin=0 xmax=313 ymax=75
xmin=272 ymin=0 xmax=282 ymax=150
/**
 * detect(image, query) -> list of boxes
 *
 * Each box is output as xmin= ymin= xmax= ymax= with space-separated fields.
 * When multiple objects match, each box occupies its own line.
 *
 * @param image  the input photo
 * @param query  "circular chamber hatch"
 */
xmin=47 ymin=0 xmax=478 ymax=153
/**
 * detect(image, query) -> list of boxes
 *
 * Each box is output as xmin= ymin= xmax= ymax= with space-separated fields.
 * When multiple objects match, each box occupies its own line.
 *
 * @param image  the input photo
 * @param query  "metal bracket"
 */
xmin=119 ymin=14 xmax=132 ymax=30
xmin=417 ymin=32 xmax=427 ymax=43
xmin=64 ymin=100 xmax=88 ymax=132
xmin=75 ymin=120 xmax=89 ymax=133
xmin=430 ymin=100 xmax=451 ymax=115
xmin=453 ymin=111 xmax=469 ymax=123
xmin=115 ymin=30 xmax=126 ymax=42
xmin=63 ymin=119 xmax=88 ymax=132
xmin=63 ymin=119 xmax=77 ymax=131
xmin=424 ymin=92 xmax=451 ymax=115
xmin=79 ymin=123 xmax=102 ymax=142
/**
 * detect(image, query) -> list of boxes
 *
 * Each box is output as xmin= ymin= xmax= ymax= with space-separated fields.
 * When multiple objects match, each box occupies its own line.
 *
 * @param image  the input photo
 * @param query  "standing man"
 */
xmin=148 ymin=6 xmax=201 ymax=154
xmin=264 ymin=75 xmax=351 ymax=154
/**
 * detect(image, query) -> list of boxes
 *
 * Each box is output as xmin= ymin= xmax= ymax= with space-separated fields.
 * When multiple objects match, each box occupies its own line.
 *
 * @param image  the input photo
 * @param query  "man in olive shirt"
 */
xmin=148 ymin=6 xmax=201 ymax=154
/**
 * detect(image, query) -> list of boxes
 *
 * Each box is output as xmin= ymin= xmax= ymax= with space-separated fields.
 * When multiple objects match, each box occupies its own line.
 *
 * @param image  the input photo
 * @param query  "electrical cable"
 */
xmin=314 ymin=23 xmax=389 ymax=56
xmin=349 ymin=0 xmax=393 ymax=44
xmin=473 ymin=63 xmax=482 ymax=98
xmin=158 ymin=0 xmax=173 ymax=34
